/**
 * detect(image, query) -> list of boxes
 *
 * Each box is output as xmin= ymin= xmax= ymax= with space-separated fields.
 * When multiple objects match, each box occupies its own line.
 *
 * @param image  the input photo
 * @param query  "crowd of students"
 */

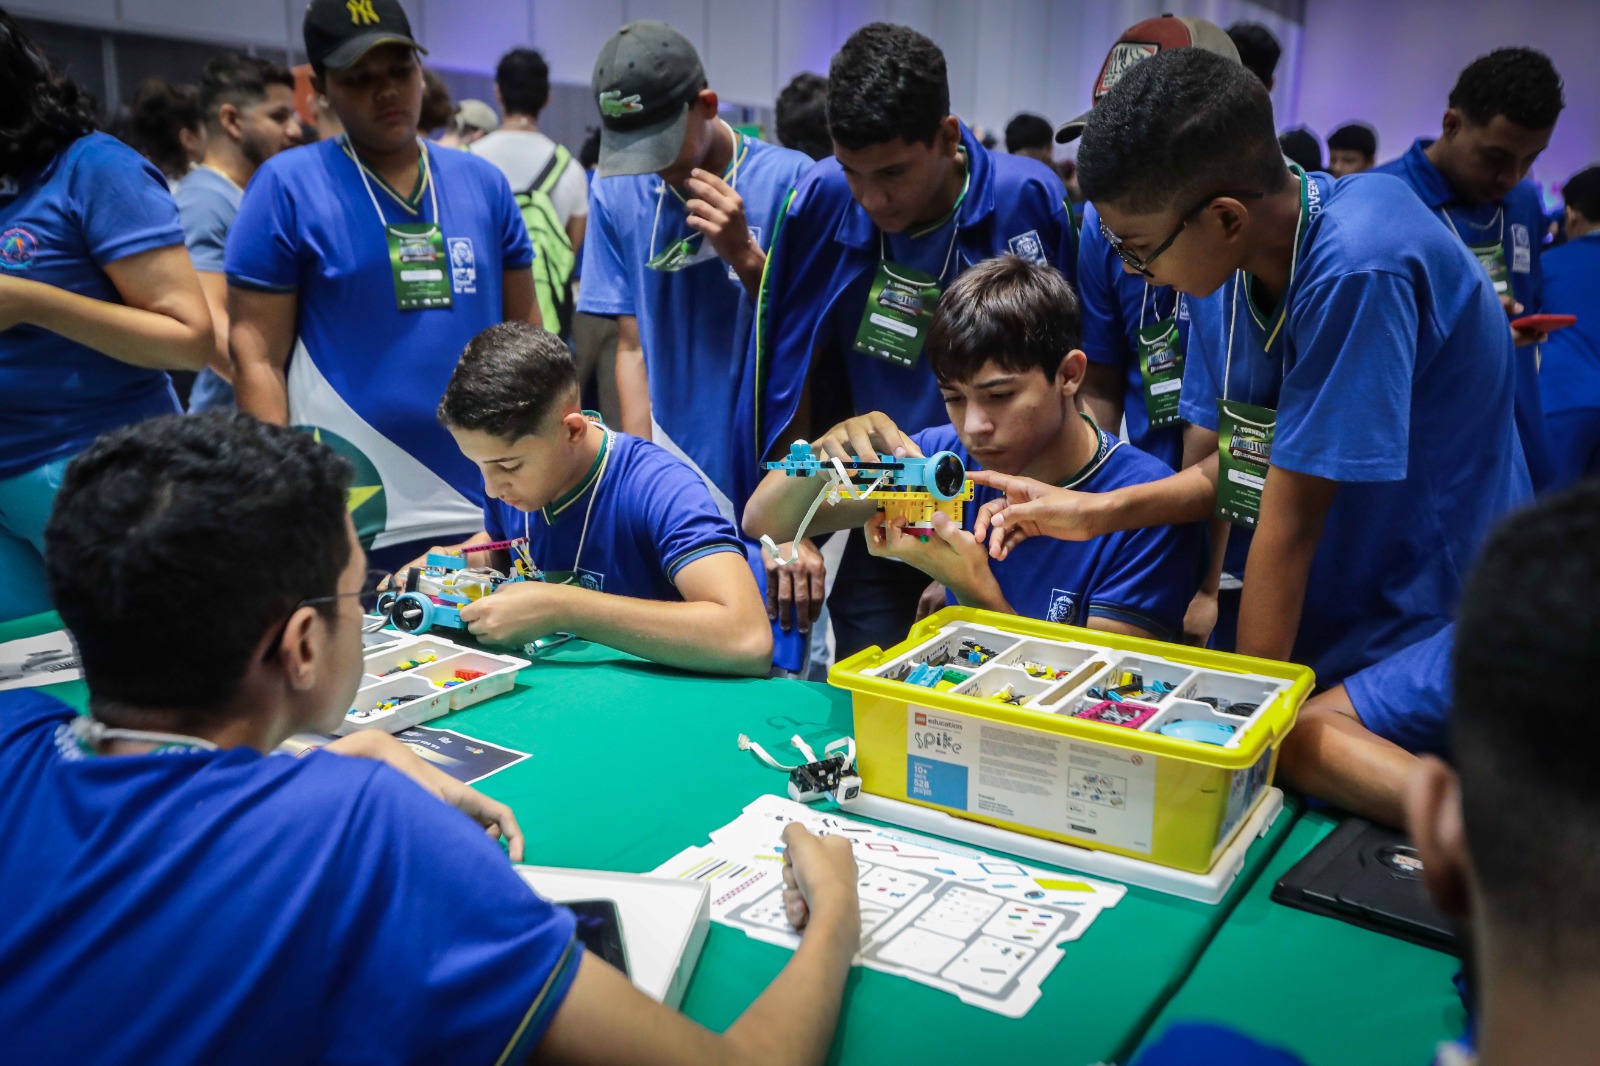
xmin=0 ymin=0 xmax=1597 ymax=1060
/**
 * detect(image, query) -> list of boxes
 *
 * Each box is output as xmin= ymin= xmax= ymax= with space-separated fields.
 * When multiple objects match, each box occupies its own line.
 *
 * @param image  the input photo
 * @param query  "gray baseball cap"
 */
xmin=591 ymin=21 xmax=706 ymax=177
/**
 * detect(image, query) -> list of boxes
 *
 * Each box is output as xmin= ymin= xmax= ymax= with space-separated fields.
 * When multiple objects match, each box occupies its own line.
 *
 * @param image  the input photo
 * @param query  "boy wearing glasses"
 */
xmin=968 ymin=50 xmax=1529 ymax=824
xmin=430 ymin=323 xmax=772 ymax=678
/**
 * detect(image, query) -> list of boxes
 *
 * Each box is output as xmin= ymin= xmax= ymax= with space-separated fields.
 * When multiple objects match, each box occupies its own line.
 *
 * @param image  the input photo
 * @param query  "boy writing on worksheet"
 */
xmin=428 ymin=322 xmax=772 ymax=676
xmin=743 ymin=256 xmax=1201 ymax=642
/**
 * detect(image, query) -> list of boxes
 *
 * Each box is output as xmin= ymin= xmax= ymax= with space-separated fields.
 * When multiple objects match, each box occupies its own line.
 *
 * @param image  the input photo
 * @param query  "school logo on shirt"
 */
xmin=0 ymin=227 xmax=38 ymax=272
xmin=544 ymin=568 xmax=604 ymax=591
xmin=1046 ymin=589 xmax=1078 ymax=625
xmin=1008 ymin=230 xmax=1047 ymax=265
xmin=304 ymin=426 xmax=388 ymax=548
xmin=1510 ymin=223 xmax=1531 ymax=273
xmin=448 ymin=237 xmax=477 ymax=294
xmin=1097 ymin=42 xmax=1160 ymax=100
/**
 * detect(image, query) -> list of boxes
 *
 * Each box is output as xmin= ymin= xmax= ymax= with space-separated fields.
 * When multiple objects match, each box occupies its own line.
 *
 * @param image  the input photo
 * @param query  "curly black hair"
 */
xmin=827 ymin=23 xmax=948 ymax=151
xmin=1449 ymin=47 xmax=1565 ymax=131
xmin=45 ymin=412 xmax=354 ymax=721
xmin=0 ymin=9 xmax=97 ymax=179
xmin=776 ymin=72 xmax=830 ymax=161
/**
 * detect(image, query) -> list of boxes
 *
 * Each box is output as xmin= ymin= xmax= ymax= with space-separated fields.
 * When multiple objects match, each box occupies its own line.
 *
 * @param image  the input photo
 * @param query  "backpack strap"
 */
xmin=523 ymin=145 xmax=571 ymax=198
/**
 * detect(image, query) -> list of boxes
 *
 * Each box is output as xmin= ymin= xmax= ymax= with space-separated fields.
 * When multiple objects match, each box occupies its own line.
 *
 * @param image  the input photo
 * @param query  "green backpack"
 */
xmin=513 ymin=145 xmax=576 ymax=336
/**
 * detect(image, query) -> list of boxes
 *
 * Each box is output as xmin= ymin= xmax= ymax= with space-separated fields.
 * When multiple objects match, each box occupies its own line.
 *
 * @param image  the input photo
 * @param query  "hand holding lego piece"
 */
xmin=865 ymin=511 xmax=1008 ymax=612
xmin=457 ymin=580 xmax=577 ymax=646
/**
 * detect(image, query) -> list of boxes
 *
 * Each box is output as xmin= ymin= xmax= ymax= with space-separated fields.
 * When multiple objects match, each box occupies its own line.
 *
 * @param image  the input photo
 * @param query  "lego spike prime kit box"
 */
xmin=830 ymin=607 xmax=1314 ymax=875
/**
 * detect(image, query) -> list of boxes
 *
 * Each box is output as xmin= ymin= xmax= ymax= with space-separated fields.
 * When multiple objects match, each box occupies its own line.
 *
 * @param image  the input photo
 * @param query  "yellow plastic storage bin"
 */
xmin=830 ymin=606 xmax=1315 ymax=875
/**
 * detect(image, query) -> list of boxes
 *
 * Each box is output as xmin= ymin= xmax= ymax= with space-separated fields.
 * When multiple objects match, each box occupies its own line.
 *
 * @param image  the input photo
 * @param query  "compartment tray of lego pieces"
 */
xmin=649 ymin=793 xmax=1126 ymax=1018
xmin=339 ymin=635 xmax=530 ymax=735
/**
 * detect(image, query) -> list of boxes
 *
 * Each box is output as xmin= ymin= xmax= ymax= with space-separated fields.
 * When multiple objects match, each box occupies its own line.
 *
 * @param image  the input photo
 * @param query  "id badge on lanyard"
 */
xmin=387 ymin=222 xmax=452 ymax=310
xmin=1469 ymin=239 xmax=1510 ymax=296
xmin=1215 ymin=399 xmax=1276 ymax=527
xmin=853 ymin=260 xmax=941 ymax=367
xmin=1137 ymin=291 xmax=1185 ymax=427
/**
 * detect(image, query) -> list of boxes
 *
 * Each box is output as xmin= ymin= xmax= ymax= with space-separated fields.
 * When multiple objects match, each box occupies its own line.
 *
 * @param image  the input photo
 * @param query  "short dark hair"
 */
xmin=0 ymin=10 xmax=97 ymax=180
xmin=1226 ymin=21 xmax=1280 ymax=87
xmin=1004 ymin=113 xmax=1053 ymax=154
xmin=928 ymin=256 xmax=1081 ymax=384
xmin=1326 ymin=122 xmax=1377 ymax=158
xmin=827 ymin=23 xmax=948 ymax=151
xmin=578 ymin=127 xmax=601 ymax=170
xmin=1449 ymin=47 xmax=1564 ymax=132
xmin=419 ymin=68 xmax=453 ymax=132
xmin=45 ymin=413 xmax=353 ymax=719
xmin=129 ymin=79 xmax=203 ymax=180
xmin=1078 ymin=48 xmax=1287 ymax=214
xmin=1278 ymin=126 xmax=1322 ymax=172
xmin=1454 ymin=481 xmax=1600 ymax=969
xmin=199 ymin=53 xmax=294 ymax=126
xmin=1564 ymin=166 xmax=1600 ymax=224
xmin=496 ymin=47 xmax=550 ymax=117
xmin=438 ymin=322 xmax=578 ymax=440
xmin=776 ymin=72 xmax=830 ymax=161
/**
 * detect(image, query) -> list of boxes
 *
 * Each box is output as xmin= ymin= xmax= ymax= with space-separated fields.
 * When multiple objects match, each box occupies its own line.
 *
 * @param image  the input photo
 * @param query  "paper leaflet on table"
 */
xmin=0 ymin=630 xmax=82 ymax=692
xmin=649 ymin=795 xmax=1123 ymax=1018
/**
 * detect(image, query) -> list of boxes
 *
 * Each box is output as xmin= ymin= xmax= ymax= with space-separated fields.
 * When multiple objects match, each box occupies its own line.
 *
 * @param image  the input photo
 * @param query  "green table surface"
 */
xmin=1141 ymin=809 xmax=1468 ymax=1065
xmin=0 ymin=612 xmax=1326 ymax=1065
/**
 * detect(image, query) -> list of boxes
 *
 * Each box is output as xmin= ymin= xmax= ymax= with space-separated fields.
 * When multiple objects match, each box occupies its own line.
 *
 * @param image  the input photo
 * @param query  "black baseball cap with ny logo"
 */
xmin=303 ymin=0 xmax=427 ymax=73
xmin=591 ymin=21 xmax=707 ymax=178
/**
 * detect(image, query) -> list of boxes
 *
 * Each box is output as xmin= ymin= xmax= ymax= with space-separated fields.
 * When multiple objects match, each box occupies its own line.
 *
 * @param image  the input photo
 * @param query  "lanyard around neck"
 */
xmin=1438 ymin=203 xmax=1504 ymax=245
xmin=648 ymin=121 xmax=745 ymax=261
xmin=70 ymin=714 xmax=219 ymax=756
xmin=1227 ymin=169 xmax=1311 ymax=394
xmin=347 ymin=136 xmax=439 ymax=228
xmin=526 ymin=426 xmax=613 ymax=581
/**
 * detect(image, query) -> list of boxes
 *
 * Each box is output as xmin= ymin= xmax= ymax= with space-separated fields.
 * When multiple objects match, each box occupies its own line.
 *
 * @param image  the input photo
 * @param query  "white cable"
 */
xmin=738 ymin=733 xmax=801 ymax=771
xmin=790 ymin=734 xmax=819 ymax=764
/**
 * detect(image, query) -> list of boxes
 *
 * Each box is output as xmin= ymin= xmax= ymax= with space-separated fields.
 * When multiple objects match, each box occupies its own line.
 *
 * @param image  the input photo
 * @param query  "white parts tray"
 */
xmin=515 ymin=866 xmax=710 ymax=1009
xmin=339 ymin=629 xmax=530 ymax=735
xmin=841 ymin=787 xmax=1285 ymax=905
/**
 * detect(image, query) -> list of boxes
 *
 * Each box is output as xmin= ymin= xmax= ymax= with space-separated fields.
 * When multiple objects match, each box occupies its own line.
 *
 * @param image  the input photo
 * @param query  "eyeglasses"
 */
xmin=281 ymin=569 xmax=397 ymax=640
xmin=1099 ymin=190 xmax=1266 ymax=278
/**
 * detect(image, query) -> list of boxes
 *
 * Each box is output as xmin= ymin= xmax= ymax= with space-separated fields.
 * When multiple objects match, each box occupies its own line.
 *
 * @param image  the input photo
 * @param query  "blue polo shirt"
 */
xmin=750 ymin=124 xmax=1078 ymax=466
xmin=579 ymin=132 xmax=811 ymax=511
xmin=1077 ymin=201 xmax=1188 ymax=470
xmin=175 ymin=165 xmax=244 ymax=411
xmin=1178 ymin=170 xmax=1530 ymax=687
xmin=0 ymin=133 xmax=183 ymax=479
xmin=226 ymin=138 xmax=534 ymax=551
xmin=0 ymin=689 xmax=578 ymax=1065
xmin=910 ymin=422 xmax=1200 ymax=640
xmin=484 ymin=428 xmax=746 ymax=600
xmin=1374 ymin=139 xmax=1555 ymax=491
xmin=1344 ymin=623 xmax=1454 ymax=757
xmin=1535 ymin=231 xmax=1600 ymax=484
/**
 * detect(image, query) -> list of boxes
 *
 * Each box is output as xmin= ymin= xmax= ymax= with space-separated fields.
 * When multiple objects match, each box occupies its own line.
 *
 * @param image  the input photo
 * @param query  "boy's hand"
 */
xmin=325 ymin=731 xmax=525 ymax=860
xmin=865 ymin=512 xmax=1003 ymax=608
xmin=969 ymin=469 xmax=1104 ymax=559
xmin=915 ymin=580 xmax=949 ymax=621
xmin=685 ymin=168 xmax=759 ymax=276
xmin=765 ymin=538 xmax=826 ymax=633
xmin=384 ymin=545 xmax=454 ymax=591
xmin=458 ymin=582 xmax=575 ymax=645
xmin=813 ymin=412 xmax=920 ymax=464
xmin=1503 ymin=295 xmax=1548 ymax=348
xmin=780 ymin=823 xmax=860 ymax=951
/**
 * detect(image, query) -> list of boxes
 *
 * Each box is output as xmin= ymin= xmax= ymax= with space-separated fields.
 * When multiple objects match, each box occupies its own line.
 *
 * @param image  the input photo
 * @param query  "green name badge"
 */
xmin=853 ymin=260 xmax=941 ymax=367
xmin=1138 ymin=315 xmax=1185 ymax=428
xmin=645 ymin=233 xmax=721 ymax=273
xmin=1215 ymin=399 xmax=1277 ymax=527
xmin=387 ymin=222 xmax=453 ymax=311
xmin=1468 ymin=239 xmax=1509 ymax=296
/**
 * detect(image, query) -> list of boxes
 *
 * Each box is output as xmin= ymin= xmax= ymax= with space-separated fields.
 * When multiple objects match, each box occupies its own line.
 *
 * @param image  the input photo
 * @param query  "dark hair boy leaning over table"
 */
xmin=0 ymin=411 xmax=858 ymax=1065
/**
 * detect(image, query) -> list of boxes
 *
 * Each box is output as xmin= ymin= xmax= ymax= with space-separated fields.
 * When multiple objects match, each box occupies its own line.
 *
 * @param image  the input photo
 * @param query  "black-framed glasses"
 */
xmin=289 ymin=569 xmax=397 ymax=637
xmin=1099 ymin=190 xmax=1266 ymax=278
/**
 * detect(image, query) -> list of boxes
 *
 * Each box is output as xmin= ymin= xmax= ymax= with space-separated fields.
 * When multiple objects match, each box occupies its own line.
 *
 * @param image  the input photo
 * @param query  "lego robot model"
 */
xmin=760 ymin=440 xmax=975 ymax=566
xmin=375 ymin=537 xmax=538 ymax=635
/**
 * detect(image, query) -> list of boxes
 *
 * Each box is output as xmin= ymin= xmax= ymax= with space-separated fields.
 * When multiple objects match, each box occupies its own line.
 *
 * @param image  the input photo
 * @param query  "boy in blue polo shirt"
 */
xmin=433 ymin=322 xmax=772 ymax=677
xmin=0 ymin=412 xmax=861 ymax=1064
xmin=1538 ymin=166 xmax=1600 ymax=485
xmin=580 ymin=20 xmax=811 ymax=514
xmin=752 ymin=22 xmax=1078 ymax=657
xmin=1373 ymin=46 xmax=1566 ymax=492
xmin=228 ymin=0 xmax=539 ymax=572
xmin=744 ymin=257 xmax=1199 ymax=640
xmin=966 ymin=50 xmax=1530 ymax=824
